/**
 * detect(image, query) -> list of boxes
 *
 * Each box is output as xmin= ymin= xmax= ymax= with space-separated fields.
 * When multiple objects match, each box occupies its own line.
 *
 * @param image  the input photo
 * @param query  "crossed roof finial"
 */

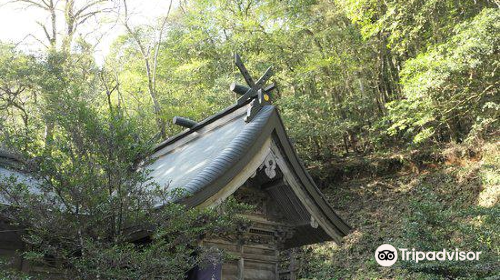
xmin=231 ymin=54 xmax=275 ymax=105
xmin=230 ymin=54 xmax=275 ymax=122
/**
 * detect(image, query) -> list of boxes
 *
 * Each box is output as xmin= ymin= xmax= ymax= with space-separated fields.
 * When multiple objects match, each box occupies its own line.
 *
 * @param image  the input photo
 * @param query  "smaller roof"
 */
xmin=0 ymin=150 xmax=41 ymax=205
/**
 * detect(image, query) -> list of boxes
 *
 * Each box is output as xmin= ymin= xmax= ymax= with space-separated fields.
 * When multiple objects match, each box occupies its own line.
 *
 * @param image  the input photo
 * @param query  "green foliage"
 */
xmin=0 ymin=97 xmax=246 ymax=279
xmin=297 ymin=141 xmax=500 ymax=279
xmin=343 ymin=0 xmax=494 ymax=55
xmin=1 ymin=0 xmax=499 ymax=278
xmin=398 ymin=143 xmax=500 ymax=278
xmin=101 ymin=0 xmax=498 ymax=156
xmin=0 ymin=260 xmax=32 ymax=280
xmin=387 ymin=9 xmax=499 ymax=144
xmin=401 ymin=188 xmax=499 ymax=278
xmin=0 ymin=44 xmax=44 ymax=151
xmin=0 ymin=45 xmax=246 ymax=278
xmin=1 ymin=0 xmax=496 ymax=157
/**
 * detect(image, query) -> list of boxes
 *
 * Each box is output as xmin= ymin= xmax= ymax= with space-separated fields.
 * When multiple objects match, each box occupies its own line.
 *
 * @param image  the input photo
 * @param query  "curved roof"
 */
xmin=147 ymin=99 xmax=351 ymax=243
xmin=0 ymin=150 xmax=41 ymax=205
xmin=148 ymin=107 xmax=247 ymax=195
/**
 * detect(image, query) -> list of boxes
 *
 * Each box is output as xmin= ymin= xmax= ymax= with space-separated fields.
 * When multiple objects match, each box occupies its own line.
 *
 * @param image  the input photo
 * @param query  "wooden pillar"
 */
xmin=275 ymin=249 xmax=279 ymax=280
xmin=237 ymin=243 xmax=244 ymax=280
xmin=289 ymin=249 xmax=296 ymax=280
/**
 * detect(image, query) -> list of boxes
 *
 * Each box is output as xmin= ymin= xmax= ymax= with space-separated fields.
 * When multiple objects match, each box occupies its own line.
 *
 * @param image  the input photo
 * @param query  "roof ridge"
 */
xmin=153 ymin=98 xmax=254 ymax=153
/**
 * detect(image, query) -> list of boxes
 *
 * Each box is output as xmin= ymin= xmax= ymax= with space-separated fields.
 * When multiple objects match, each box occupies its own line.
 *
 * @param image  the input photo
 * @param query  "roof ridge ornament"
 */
xmin=231 ymin=54 xmax=275 ymax=122
xmin=173 ymin=116 xmax=198 ymax=129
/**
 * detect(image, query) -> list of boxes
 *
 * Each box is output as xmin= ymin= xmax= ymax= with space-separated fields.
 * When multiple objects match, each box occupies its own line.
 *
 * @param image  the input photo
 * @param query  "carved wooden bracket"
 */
xmin=262 ymin=153 xmax=277 ymax=179
xmin=250 ymin=152 xmax=277 ymax=179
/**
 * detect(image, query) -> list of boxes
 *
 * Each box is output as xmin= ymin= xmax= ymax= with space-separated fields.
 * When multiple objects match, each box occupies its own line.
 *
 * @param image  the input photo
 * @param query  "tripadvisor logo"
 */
xmin=375 ymin=244 xmax=482 ymax=267
xmin=375 ymin=244 xmax=398 ymax=267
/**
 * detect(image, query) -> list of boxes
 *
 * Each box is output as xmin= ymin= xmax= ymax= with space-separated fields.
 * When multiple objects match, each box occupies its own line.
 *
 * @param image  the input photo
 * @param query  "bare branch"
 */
xmin=152 ymin=0 xmax=174 ymax=93
xmin=36 ymin=21 xmax=54 ymax=45
xmin=14 ymin=33 xmax=49 ymax=49
xmin=73 ymin=0 xmax=107 ymax=18
xmin=8 ymin=0 xmax=49 ymax=10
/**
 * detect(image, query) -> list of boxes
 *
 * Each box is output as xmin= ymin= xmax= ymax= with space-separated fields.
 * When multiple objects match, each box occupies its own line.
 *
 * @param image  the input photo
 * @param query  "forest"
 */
xmin=0 ymin=0 xmax=498 ymax=279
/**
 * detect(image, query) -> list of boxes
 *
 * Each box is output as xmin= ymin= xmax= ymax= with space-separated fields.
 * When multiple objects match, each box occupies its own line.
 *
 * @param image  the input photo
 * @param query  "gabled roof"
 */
xmin=0 ymin=150 xmax=41 ymax=205
xmin=147 ymin=98 xmax=351 ymax=244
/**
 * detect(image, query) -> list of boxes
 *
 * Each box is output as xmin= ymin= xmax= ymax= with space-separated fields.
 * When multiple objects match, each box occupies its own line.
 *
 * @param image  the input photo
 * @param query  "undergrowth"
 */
xmin=300 ymin=140 xmax=499 ymax=280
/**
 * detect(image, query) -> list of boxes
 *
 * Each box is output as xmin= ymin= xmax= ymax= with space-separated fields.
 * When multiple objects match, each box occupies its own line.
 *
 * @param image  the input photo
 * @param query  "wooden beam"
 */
xmin=172 ymin=116 xmax=197 ymax=129
xmin=261 ymin=179 xmax=285 ymax=191
xmin=230 ymin=83 xmax=250 ymax=95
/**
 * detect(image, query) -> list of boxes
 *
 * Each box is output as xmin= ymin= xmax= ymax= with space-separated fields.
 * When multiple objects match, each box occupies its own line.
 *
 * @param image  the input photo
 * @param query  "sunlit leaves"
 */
xmin=388 ymin=8 xmax=499 ymax=144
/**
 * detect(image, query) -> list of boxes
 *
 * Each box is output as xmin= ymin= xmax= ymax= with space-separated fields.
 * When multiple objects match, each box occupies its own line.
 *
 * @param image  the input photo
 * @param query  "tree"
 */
xmin=0 ymin=86 xmax=246 ymax=279
xmin=3 ymin=0 xmax=117 ymax=148
xmin=0 ymin=44 xmax=42 ymax=151
xmin=5 ymin=0 xmax=116 ymax=51
xmin=118 ymin=0 xmax=174 ymax=140
xmin=387 ymin=8 xmax=499 ymax=144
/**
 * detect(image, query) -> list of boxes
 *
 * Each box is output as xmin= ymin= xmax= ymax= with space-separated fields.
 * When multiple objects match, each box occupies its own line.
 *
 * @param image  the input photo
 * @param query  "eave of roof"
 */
xmin=270 ymin=113 xmax=352 ymax=238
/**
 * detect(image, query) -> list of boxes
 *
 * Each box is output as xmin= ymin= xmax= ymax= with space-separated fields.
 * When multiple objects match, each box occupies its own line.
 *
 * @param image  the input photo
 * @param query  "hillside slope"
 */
xmin=300 ymin=140 xmax=499 ymax=279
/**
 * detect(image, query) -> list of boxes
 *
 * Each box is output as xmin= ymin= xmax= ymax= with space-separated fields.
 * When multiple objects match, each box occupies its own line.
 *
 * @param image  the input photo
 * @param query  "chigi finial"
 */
xmin=231 ymin=54 xmax=275 ymax=122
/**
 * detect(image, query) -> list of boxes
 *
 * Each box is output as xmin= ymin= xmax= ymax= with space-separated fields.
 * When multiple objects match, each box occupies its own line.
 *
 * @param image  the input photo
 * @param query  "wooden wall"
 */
xmin=202 ymin=183 xmax=297 ymax=280
xmin=204 ymin=233 xmax=279 ymax=280
xmin=0 ymin=218 xmax=27 ymax=272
